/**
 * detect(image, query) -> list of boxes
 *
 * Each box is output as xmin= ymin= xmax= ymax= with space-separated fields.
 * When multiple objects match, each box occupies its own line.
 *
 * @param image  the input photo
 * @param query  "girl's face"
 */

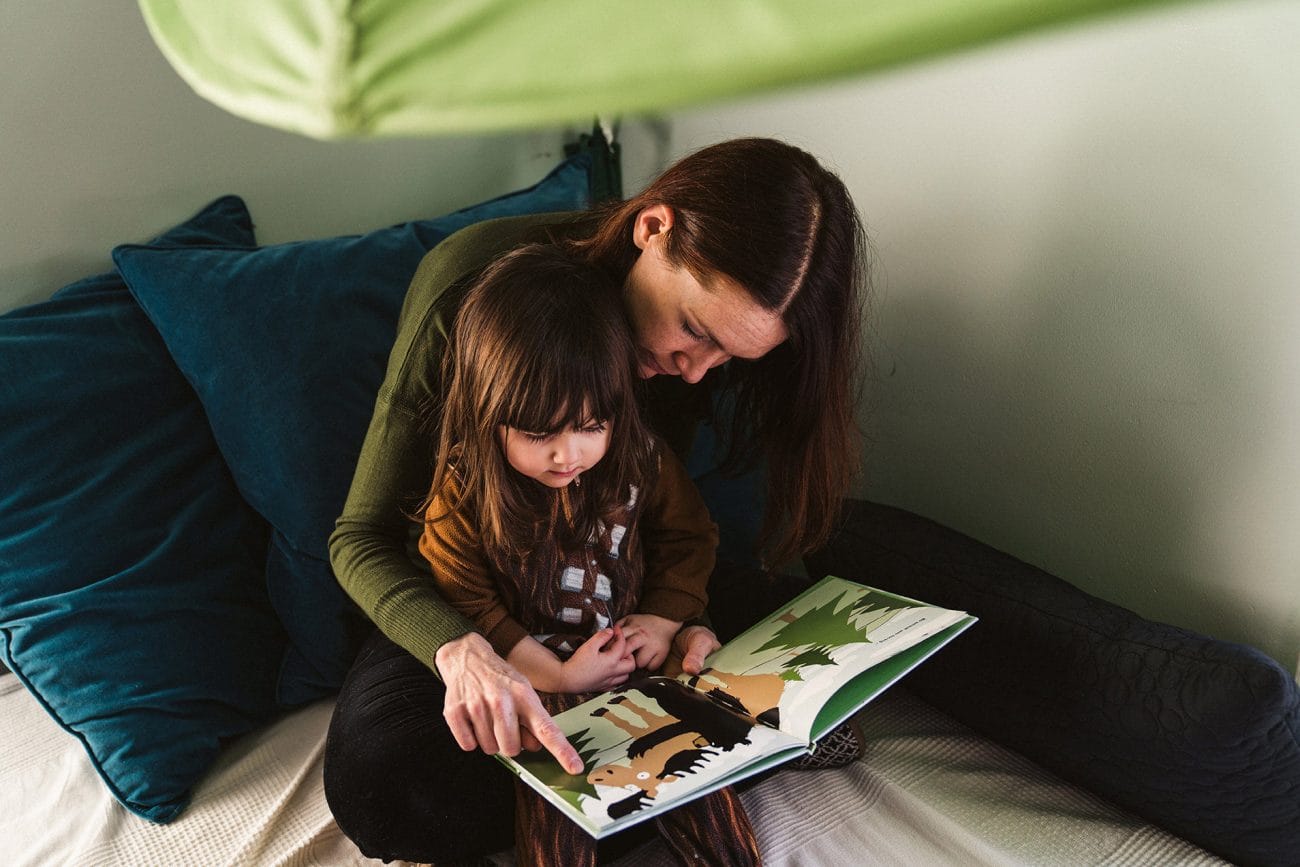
xmin=497 ymin=418 xmax=612 ymax=488
xmin=623 ymin=206 xmax=788 ymax=383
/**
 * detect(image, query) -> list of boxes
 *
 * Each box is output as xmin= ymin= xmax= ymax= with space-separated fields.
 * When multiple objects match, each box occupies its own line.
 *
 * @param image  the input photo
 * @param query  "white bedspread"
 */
xmin=0 ymin=674 xmax=1224 ymax=867
xmin=0 ymin=675 xmax=390 ymax=867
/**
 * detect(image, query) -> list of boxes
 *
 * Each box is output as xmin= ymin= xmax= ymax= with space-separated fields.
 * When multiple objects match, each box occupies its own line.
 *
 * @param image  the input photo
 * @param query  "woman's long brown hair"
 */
xmin=424 ymin=244 xmax=656 ymax=569
xmin=566 ymin=138 xmax=867 ymax=566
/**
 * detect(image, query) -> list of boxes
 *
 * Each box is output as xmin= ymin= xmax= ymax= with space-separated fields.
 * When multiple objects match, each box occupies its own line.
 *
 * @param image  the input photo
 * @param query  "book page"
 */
xmin=501 ymin=576 xmax=972 ymax=837
xmin=678 ymin=577 xmax=969 ymax=742
xmin=504 ymin=677 xmax=805 ymax=837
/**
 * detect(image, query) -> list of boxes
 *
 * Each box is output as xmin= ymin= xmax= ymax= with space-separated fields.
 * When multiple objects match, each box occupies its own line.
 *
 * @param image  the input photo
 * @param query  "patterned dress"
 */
xmin=515 ymin=485 xmax=642 ymax=661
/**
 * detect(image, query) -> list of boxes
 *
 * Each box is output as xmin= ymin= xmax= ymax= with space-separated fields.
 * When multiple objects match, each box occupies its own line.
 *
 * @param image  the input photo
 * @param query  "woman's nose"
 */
xmin=675 ymin=348 xmax=730 ymax=383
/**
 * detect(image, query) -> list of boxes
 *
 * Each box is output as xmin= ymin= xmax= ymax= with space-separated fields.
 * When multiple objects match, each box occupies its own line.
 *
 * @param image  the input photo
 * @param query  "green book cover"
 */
xmin=500 ymin=575 xmax=976 ymax=838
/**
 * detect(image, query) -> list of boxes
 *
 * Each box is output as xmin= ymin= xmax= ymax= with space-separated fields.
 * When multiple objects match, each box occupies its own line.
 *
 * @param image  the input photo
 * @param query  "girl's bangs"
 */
xmin=498 ymin=353 xmax=621 ymax=434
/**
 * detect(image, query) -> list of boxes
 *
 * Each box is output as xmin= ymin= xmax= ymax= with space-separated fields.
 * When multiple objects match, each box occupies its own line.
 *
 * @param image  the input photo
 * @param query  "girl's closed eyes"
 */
xmin=518 ymin=420 xmax=609 ymax=444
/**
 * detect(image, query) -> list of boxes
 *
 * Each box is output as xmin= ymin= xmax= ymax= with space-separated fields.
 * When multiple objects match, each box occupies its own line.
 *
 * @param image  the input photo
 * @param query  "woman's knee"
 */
xmin=323 ymin=631 xmax=515 ymax=861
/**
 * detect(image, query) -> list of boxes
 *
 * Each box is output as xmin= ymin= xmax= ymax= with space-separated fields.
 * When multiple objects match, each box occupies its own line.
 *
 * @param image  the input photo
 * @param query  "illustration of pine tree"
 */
xmin=755 ymin=590 xmax=870 ymax=658
xmin=786 ymin=647 xmax=838 ymax=669
xmin=527 ymin=726 xmax=602 ymax=803
xmin=848 ymin=590 xmax=907 ymax=636
xmin=751 ymin=587 xmax=910 ymax=675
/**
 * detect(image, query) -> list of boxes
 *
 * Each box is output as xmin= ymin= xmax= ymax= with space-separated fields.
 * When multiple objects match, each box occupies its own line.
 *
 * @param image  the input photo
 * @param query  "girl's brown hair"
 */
xmin=425 ymin=244 xmax=656 ymax=568
xmin=568 ymin=138 xmax=867 ymax=566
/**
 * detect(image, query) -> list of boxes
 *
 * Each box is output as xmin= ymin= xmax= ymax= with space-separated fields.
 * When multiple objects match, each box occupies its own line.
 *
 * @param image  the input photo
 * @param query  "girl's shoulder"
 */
xmin=643 ymin=429 xmax=666 ymax=455
xmin=427 ymin=455 xmax=471 ymax=511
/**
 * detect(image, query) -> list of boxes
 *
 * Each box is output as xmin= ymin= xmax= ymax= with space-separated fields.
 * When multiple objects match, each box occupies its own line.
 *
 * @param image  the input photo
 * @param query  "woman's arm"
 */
xmin=330 ymin=355 xmax=583 ymax=771
xmin=329 ymin=214 xmax=586 ymax=773
xmin=330 ymin=213 xmax=572 ymax=670
xmin=417 ymin=476 xmax=531 ymax=659
xmin=330 ymin=390 xmax=478 ymax=667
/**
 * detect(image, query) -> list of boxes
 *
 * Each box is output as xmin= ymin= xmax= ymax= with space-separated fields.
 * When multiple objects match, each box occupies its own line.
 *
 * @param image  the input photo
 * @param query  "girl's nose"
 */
xmin=552 ymin=434 xmax=580 ymax=465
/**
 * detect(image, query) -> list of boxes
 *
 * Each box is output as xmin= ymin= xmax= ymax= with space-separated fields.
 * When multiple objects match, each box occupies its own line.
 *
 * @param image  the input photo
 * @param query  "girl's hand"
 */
xmin=560 ymin=626 xmax=637 ymax=692
xmin=661 ymin=624 xmax=723 ymax=677
xmin=616 ymin=613 xmax=683 ymax=671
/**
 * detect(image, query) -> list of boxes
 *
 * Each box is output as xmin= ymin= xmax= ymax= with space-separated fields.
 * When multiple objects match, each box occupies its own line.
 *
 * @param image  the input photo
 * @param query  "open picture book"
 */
xmin=499 ymin=575 xmax=977 ymax=838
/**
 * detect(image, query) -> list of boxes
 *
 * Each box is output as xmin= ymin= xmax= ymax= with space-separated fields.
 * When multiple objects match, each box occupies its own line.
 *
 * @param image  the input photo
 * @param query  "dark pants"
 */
xmin=323 ymin=562 xmax=812 ymax=864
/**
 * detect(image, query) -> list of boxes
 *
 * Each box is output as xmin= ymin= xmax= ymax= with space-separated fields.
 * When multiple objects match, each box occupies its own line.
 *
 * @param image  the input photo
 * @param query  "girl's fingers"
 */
xmin=604 ymin=627 xmax=627 ymax=658
xmin=622 ymin=630 xmax=648 ymax=655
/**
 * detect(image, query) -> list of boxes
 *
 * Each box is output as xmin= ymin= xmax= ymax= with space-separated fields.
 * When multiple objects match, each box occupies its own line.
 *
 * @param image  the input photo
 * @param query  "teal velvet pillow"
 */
xmin=0 ymin=197 xmax=287 ymax=823
xmin=114 ymin=154 xmax=593 ymax=704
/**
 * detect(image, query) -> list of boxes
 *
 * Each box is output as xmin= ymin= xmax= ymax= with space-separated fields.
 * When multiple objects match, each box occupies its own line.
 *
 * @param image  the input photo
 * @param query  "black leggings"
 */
xmin=323 ymin=562 xmax=812 ymax=864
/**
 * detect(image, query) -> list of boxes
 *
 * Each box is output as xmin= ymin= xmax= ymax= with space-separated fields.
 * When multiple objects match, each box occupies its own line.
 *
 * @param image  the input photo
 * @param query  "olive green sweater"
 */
xmin=329 ymin=212 xmax=710 ymax=674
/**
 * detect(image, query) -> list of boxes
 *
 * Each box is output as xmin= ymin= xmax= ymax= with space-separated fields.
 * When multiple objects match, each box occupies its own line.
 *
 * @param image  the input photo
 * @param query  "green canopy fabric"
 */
xmin=139 ymin=0 xmax=1182 ymax=139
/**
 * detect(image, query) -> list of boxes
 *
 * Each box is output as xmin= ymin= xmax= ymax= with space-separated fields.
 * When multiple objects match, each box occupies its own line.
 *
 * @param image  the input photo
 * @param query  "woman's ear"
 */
xmin=631 ymin=204 xmax=675 ymax=251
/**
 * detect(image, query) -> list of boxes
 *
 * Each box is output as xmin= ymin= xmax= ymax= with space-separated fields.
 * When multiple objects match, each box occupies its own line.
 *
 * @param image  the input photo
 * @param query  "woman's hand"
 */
xmin=434 ymin=632 xmax=583 ymax=774
xmin=661 ymin=624 xmax=723 ymax=677
xmin=616 ymin=613 xmax=683 ymax=671
xmin=559 ymin=626 xmax=637 ymax=693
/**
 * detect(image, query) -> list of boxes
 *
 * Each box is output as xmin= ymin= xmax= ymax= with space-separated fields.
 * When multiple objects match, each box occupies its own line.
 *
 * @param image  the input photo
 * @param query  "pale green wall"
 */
xmin=646 ymin=0 xmax=1300 ymax=673
xmin=0 ymin=4 xmax=567 ymax=313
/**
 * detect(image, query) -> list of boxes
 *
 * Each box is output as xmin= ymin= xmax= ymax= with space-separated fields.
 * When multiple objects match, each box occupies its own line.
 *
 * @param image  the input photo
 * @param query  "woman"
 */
xmin=325 ymin=137 xmax=866 ymax=863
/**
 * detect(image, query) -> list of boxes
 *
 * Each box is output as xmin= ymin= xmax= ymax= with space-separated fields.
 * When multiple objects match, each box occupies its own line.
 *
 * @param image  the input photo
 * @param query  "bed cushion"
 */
xmin=113 ymin=153 xmax=593 ymax=705
xmin=0 ymin=196 xmax=287 ymax=823
xmin=805 ymin=499 xmax=1300 ymax=867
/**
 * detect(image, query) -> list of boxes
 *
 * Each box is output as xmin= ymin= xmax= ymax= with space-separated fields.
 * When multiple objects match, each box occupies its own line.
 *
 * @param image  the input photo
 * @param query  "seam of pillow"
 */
xmin=271 ymin=529 xmax=330 ymax=562
xmin=0 ymin=626 xmax=186 ymax=822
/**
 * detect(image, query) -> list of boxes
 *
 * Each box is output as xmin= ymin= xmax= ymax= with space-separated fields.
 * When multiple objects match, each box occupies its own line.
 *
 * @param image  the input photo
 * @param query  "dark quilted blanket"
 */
xmin=806 ymin=499 xmax=1300 ymax=867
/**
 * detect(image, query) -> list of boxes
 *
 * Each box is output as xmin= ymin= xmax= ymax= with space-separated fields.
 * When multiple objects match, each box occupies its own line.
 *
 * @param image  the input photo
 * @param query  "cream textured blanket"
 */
xmin=0 ymin=675 xmax=1221 ymax=866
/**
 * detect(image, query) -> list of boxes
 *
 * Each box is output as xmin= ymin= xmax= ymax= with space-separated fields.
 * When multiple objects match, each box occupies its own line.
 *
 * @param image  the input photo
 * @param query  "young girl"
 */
xmin=418 ymin=244 xmax=761 ymax=866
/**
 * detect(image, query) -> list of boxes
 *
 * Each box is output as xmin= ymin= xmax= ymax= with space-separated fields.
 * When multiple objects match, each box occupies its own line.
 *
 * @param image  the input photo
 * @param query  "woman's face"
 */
xmin=623 ymin=207 xmax=787 ymax=383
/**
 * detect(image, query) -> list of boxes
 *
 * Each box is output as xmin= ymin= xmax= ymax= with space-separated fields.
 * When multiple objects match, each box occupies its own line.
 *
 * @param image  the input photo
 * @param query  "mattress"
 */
xmin=0 ymin=674 xmax=1223 ymax=866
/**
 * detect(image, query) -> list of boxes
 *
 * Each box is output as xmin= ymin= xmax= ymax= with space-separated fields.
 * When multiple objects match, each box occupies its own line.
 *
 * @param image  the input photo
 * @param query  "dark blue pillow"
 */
xmin=114 ymin=154 xmax=593 ymax=704
xmin=0 ymin=196 xmax=287 ymax=824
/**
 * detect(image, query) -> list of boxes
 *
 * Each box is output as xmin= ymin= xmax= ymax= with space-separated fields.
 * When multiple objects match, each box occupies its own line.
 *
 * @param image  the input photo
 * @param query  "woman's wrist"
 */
xmin=433 ymin=630 xmax=491 ymax=680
